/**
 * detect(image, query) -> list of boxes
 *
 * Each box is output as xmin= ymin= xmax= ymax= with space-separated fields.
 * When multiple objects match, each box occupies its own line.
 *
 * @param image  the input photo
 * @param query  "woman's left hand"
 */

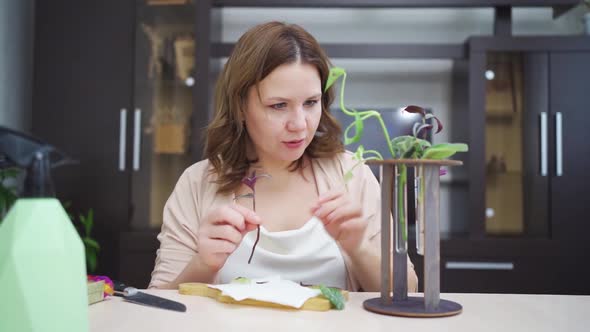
xmin=311 ymin=189 xmax=367 ymax=255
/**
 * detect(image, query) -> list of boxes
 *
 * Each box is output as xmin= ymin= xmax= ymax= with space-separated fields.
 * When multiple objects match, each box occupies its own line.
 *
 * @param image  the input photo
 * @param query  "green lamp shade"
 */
xmin=0 ymin=198 xmax=88 ymax=332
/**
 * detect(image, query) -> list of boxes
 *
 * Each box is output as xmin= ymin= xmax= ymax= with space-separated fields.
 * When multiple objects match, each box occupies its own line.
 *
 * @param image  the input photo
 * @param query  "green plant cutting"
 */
xmin=78 ymin=208 xmax=100 ymax=273
xmin=3 ymin=189 xmax=100 ymax=273
xmin=325 ymin=67 xmax=469 ymax=242
xmin=0 ymin=168 xmax=19 ymax=221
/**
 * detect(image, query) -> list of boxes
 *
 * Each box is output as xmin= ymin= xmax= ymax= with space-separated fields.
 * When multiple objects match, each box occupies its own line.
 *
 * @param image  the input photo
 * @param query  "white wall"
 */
xmin=0 ymin=0 xmax=35 ymax=132
xmin=219 ymin=5 xmax=586 ymax=234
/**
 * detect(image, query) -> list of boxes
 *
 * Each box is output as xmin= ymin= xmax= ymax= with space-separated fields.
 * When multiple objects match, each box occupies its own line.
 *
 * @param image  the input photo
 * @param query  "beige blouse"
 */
xmin=149 ymin=151 xmax=419 ymax=291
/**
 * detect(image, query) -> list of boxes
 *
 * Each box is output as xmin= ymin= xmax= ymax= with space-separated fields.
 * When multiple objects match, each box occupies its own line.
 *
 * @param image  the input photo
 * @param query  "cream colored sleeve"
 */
xmin=148 ymin=168 xmax=201 ymax=288
xmin=357 ymin=162 xmax=419 ymax=292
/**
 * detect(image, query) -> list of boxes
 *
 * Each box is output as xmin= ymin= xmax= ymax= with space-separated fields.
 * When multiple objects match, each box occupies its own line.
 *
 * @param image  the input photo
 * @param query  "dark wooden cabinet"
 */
xmin=548 ymin=52 xmax=590 ymax=250
xmin=424 ymin=38 xmax=590 ymax=295
xmin=32 ymin=0 xmax=136 ymax=278
xmin=32 ymin=1 xmax=210 ymax=285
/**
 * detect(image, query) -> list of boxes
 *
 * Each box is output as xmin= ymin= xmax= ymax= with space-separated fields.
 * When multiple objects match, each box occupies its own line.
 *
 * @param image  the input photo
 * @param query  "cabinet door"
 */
xmin=129 ymin=2 xmax=197 ymax=231
xmin=32 ymin=0 xmax=135 ymax=277
xmin=549 ymin=52 xmax=590 ymax=252
xmin=481 ymin=51 xmax=551 ymax=239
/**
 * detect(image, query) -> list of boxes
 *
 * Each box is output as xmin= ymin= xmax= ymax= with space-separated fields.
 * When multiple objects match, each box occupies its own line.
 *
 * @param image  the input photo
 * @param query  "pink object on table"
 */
xmin=88 ymin=275 xmax=115 ymax=297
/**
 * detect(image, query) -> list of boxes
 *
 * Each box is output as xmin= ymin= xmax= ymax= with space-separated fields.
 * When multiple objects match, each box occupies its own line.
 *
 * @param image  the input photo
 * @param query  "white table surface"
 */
xmin=90 ymin=290 xmax=590 ymax=332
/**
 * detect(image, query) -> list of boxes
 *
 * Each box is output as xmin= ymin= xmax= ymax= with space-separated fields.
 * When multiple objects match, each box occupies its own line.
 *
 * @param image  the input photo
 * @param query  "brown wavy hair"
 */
xmin=205 ymin=21 xmax=344 ymax=194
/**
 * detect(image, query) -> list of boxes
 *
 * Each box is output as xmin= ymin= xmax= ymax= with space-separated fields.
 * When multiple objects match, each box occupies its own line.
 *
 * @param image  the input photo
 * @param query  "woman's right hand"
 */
xmin=197 ymin=204 xmax=261 ymax=272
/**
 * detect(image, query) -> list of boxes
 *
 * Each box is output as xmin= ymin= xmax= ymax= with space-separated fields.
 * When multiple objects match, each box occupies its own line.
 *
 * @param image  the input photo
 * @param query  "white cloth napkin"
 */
xmin=208 ymin=276 xmax=322 ymax=309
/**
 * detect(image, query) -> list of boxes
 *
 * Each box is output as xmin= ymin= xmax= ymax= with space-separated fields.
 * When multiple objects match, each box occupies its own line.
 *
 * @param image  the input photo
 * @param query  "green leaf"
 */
xmin=422 ymin=143 xmax=469 ymax=160
xmin=231 ymin=277 xmax=251 ymax=284
xmin=0 ymin=185 xmax=17 ymax=215
xmin=78 ymin=213 xmax=86 ymax=225
xmin=78 ymin=209 xmax=94 ymax=236
xmin=61 ymin=201 xmax=72 ymax=211
xmin=402 ymin=145 xmax=417 ymax=159
xmin=325 ymin=67 xmax=345 ymax=91
xmin=391 ymin=135 xmax=413 ymax=147
xmin=319 ymin=285 xmax=345 ymax=310
xmin=0 ymin=168 xmax=19 ymax=180
xmin=86 ymin=248 xmax=97 ymax=273
xmin=391 ymin=135 xmax=415 ymax=158
xmin=343 ymin=171 xmax=354 ymax=183
xmin=83 ymin=237 xmax=100 ymax=250
xmin=353 ymin=145 xmax=365 ymax=160
xmin=407 ymin=139 xmax=431 ymax=159
xmin=85 ymin=208 xmax=94 ymax=235
xmin=363 ymin=149 xmax=384 ymax=160
xmin=415 ymin=138 xmax=431 ymax=149
xmin=343 ymin=112 xmax=364 ymax=145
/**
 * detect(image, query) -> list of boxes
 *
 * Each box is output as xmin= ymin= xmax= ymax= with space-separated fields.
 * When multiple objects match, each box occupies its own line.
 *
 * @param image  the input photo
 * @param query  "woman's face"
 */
xmin=244 ymin=61 xmax=322 ymax=167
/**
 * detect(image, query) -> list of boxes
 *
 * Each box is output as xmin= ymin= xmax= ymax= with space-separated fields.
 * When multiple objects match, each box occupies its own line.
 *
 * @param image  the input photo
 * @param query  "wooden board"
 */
xmin=179 ymin=282 xmax=348 ymax=311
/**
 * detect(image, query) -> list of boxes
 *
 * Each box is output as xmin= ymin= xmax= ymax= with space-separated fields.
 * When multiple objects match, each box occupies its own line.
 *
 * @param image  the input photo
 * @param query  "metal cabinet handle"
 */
xmin=555 ymin=112 xmax=563 ymax=177
xmin=133 ymin=108 xmax=142 ymax=171
xmin=445 ymin=261 xmax=514 ymax=270
xmin=540 ymin=112 xmax=548 ymax=176
xmin=119 ymin=109 xmax=127 ymax=171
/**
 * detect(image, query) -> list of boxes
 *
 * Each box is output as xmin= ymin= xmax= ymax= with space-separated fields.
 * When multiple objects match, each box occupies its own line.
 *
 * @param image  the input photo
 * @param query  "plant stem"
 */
xmin=365 ymin=112 xmax=396 ymax=158
xmin=247 ymin=227 xmax=260 ymax=264
xmin=337 ymin=72 xmax=395 ymax=157
xmin=336 ymin=68 xmax=413 ymax=246
xmin=247 ymin=191 xmax=259 ymax=264
xmin=398 ymin=165 xmax=407 ymax=245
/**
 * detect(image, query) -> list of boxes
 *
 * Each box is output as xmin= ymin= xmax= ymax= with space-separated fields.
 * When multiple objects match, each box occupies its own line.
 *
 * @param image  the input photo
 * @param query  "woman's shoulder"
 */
xmin=177 ymin=159 xmax=218 ymax=191
xmin=313 ymin=150 xmax=375 ymax=186
xmin=184 ymin=159 xmax=213 ymax=176
xmin=315 ymin=150 xmax=359 ymax=171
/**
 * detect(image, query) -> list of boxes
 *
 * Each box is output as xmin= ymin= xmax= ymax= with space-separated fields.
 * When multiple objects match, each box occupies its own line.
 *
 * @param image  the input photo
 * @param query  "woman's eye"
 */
xmin=304 ymin=100 xmax=319 ymax=107
xmin=270 ymin=102 xmax=287 ymax=110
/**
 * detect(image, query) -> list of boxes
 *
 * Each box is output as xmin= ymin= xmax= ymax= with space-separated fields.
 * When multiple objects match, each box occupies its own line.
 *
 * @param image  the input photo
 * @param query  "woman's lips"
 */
xmin=283 ymin=139 xmax=305 ymax=149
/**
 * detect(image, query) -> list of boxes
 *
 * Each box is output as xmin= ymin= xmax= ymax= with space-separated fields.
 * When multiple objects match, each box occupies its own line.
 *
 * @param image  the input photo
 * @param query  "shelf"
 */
xmin=485 ymin=112 xmax=515 ymax=123
xmin=441 ymin=178 xmax=470 ymax=186
xmin=213 ymin=0 xmax=579 ymax=9
xmin=485 ymin=171 xmax=523 ymax=179
xmin=469 ymin=36 xmax=590 ymax=52
xmin=212 ymin=42 xmax=467 ymax=59
xmin=147 ymin=0 xmax=190 ymax=5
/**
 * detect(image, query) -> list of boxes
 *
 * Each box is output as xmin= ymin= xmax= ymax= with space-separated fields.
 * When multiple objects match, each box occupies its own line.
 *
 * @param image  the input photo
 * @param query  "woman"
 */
xmin=149 ymin=21 xmax=418 ymax=292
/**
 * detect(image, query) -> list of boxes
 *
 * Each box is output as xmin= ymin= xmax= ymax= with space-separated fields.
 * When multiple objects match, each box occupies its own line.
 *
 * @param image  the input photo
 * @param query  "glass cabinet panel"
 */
xmin=131 ymin=1 xmax=196 ymax=230
xmin=483 ymin=51 xmax=549 ymax=238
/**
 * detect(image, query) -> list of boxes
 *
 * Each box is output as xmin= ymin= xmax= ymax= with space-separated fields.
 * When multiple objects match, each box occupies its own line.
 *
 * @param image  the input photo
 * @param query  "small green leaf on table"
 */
xmin=319 ymin=285 xmax=345 ymax=310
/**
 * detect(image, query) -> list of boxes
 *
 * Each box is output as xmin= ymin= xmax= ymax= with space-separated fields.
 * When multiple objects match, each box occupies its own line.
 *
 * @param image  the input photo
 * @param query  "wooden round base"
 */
xmin=363 ymin=296 xmax=462 ymax=318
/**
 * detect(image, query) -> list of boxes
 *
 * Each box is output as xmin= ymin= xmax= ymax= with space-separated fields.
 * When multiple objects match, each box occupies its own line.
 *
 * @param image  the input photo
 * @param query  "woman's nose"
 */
xmin=286 ymin=107 xmax=306 ymax=131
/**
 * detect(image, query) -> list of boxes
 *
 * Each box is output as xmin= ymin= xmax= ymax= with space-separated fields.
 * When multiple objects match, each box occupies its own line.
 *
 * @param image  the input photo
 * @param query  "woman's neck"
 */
xmin=250 ymin=157 xmax=307 ymax=187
